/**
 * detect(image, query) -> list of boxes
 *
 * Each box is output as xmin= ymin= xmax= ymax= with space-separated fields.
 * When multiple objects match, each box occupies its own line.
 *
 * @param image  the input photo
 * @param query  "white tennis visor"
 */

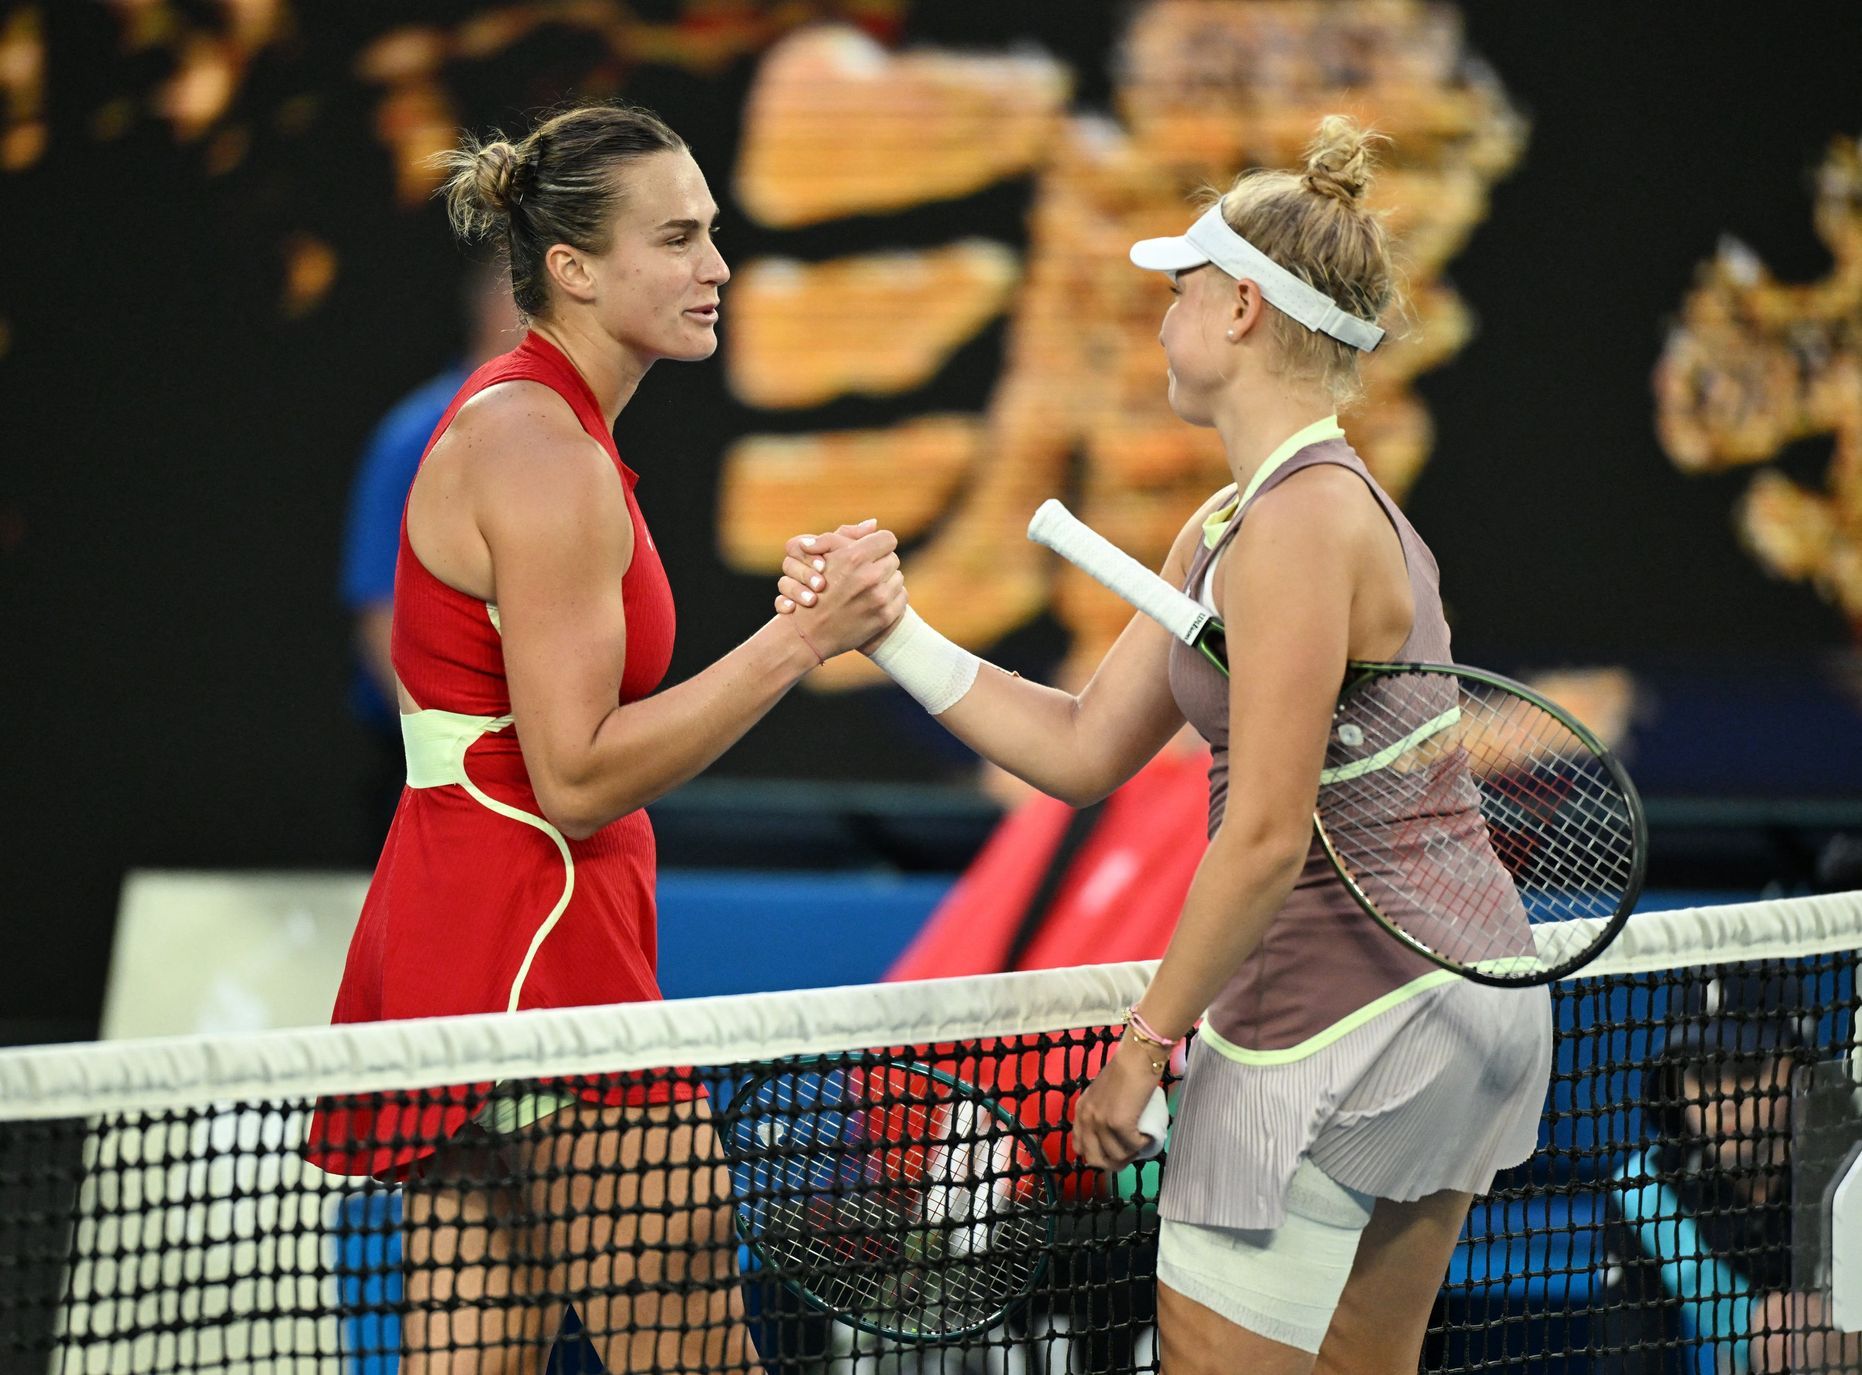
xmin=1130 ymin=205 xmax=1385 ymax=353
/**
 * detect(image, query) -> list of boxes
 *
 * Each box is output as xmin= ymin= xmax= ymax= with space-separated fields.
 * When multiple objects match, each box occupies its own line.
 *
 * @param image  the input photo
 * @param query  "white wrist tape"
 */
xmin=868 ymin=608 xmax=981 ymax=716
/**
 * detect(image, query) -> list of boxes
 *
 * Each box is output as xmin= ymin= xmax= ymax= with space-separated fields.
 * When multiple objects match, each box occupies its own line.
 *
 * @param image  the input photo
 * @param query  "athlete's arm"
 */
xmin=1137 ymin=465 xmax=1402 ymax=1037
xmin=461 ymin=393 xmax=901 ymax=839
xmin=778 ymin=491 xmax=1232 ymax=806
xmin=1073 ymin=472 xmax=1366 ymax=1167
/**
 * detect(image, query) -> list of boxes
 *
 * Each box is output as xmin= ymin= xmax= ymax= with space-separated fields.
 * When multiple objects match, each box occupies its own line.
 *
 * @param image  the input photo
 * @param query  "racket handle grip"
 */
xmin=1027 ymin=500 xmax=1211 ymax=647
xmin=1134 ymin=1086 xmax=1169 ymax=1162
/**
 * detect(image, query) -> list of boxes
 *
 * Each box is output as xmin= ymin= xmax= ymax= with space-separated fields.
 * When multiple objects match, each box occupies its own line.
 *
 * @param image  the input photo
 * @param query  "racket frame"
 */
xmin=1315 ymin=660 xmax=1649 ymax=987
xmin=721 ymin=1053 xmax=1060 ymax=1344
xmin=1027 ymin=499 xmax=1648 ymax=986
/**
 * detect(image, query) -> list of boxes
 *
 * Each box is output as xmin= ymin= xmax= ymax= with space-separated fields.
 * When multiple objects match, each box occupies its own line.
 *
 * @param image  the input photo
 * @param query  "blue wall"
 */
xmin=654 ymin=870 xmax=955 ymax=996
xmin=653 ymin=874 xmax=1755 ymax=997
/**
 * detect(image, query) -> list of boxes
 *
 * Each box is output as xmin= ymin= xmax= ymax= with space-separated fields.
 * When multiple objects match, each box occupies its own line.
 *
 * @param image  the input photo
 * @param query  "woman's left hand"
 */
xmin=1072 ymin=1035 xmax=1165 ymax=1172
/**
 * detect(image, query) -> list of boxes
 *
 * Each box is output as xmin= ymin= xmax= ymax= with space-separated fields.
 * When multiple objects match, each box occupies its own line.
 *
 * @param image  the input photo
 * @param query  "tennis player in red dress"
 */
xmin=305 ymin=103 xmax=901 ymax=1374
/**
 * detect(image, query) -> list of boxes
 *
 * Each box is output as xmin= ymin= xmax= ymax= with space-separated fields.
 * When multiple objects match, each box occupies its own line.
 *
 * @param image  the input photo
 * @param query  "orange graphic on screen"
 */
xmin=0 ymin=5 xmax=46 ymax=172
xmin=722 ymin=0 xmax=1527 ymax=686
xmin=353 ymin=1 xmax=907 ymax=209
xmin=2 ymin=1 xmax=908 ymax=313
xmin=1654 ymin=134 xmax=1862 ymax=637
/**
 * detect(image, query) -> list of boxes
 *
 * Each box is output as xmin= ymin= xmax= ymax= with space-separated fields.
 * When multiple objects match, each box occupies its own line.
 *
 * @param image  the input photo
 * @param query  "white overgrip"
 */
xmin=1026 ymin=500 xmax=1211 ymax=646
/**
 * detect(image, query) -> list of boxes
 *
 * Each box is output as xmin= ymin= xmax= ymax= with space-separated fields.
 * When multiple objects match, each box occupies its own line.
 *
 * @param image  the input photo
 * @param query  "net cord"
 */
xmin=1 ymin=894 xmax=1856 ymax=1123
xmin=0 ymin=962 xmax=1151 ymax=1123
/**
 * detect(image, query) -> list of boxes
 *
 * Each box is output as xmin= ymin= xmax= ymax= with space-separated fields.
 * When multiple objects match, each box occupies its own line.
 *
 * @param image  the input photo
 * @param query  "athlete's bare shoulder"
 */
xmin=404 ymin=379 xmax=629 ymax=598
xmin=1255 ymin=460 xmax=1389 ymax=547
xmin=439 ymin=380 xmax=596 ymax=468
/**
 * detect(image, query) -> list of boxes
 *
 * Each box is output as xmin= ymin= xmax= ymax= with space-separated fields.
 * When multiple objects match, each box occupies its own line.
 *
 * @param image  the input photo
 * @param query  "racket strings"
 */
xmin=728 ymin=1065 xmax=1051 ymax=1337
xmin=1332 ymin=738 xmax=1632 ymax=925
xmin=1319 ymin=672 xmax=1638 ymax=977
xmin=1474 ymin=772 xmax=1632 ymax=911
xmin=759 ymin=1190 xmax=1037 ymax=1329
xmin=1472 ymin=733 xmax=1637 ymax=907
xmin=1474 ymin=728 xmax=1637 ymax=892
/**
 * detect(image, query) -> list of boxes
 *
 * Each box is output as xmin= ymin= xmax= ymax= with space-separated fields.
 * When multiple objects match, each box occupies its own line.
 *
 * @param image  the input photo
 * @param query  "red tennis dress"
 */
xmin=307 ymin=333 xmax=681 ymax=1179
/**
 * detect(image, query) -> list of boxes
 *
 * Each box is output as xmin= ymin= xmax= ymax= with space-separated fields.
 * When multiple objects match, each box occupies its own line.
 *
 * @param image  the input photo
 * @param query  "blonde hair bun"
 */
xmin=1301 ymin=115 xmax=1384 ymax=205
xmin=1207 ymin=113 xmax=1400 ymax=405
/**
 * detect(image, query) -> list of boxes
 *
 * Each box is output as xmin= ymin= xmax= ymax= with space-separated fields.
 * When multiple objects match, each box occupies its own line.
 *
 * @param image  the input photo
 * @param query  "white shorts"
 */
xmin=1156 ymin=1156 xmax=1374 ymax=1353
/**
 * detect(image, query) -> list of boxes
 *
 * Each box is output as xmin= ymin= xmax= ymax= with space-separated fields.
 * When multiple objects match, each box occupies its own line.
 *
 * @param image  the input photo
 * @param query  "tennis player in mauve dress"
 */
xmin=779 ymin=116 xmax=1551 ymax=1374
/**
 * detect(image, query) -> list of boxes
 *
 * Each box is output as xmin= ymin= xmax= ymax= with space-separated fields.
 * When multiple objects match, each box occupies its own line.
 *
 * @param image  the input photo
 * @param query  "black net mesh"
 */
xmin=0 ymin=909 xmax=1858 ymax=1374
xmin=1 ymin=1026 xmax=1160 ymax=1375
xmin=1438 ymin=950 xmax=1860 ymax=1375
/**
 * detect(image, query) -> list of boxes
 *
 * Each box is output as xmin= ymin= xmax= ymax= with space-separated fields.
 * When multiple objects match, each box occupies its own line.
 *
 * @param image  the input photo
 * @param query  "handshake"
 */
xmin=769 ymin=518 xmax=905 ymax=664
xmin=770 ymin=518 xmax=978 ymax=717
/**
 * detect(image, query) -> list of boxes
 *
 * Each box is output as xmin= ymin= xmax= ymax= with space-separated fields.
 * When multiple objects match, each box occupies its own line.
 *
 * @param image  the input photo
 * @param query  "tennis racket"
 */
xmin=720 ymin=1056 xmax=1059 ymax=1342
xmin=1028 ymin=499 xmax=1647 ymax=987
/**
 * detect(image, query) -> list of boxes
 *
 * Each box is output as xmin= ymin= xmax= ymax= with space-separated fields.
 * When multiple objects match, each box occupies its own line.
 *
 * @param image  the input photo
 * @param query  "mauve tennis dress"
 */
xmin=1162 ymin=421 xmax=1551 ymax=1230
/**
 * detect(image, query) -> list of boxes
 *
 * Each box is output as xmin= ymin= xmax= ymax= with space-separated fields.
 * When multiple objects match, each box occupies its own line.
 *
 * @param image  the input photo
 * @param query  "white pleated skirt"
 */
xmin=1159 ymin=977 xmax=1552 ymax=1231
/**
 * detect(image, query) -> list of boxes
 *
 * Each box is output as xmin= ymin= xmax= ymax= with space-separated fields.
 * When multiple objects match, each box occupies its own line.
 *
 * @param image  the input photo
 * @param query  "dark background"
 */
xmin=2 ymin=1 xmax=1859 ymax=1041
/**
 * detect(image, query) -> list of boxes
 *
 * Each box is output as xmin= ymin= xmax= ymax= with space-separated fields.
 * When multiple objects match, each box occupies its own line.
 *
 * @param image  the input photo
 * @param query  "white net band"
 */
xmin=2 ymin=894 xmax=1857 ymax=1122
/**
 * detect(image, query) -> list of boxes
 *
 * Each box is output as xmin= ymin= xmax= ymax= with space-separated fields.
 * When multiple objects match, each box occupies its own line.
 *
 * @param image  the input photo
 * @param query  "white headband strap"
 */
xmin=1181 ymin=205 xmax=1385 ymax=353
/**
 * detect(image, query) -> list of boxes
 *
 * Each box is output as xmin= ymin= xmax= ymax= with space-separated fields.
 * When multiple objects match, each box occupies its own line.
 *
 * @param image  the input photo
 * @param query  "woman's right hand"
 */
xmin=773 ymin=523 xmax=864 ymax=616
xmin=785 ymin=525 xmax=906 ymax=659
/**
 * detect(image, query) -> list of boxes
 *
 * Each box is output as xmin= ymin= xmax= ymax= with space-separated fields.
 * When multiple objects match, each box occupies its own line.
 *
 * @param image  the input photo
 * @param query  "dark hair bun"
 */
xmin=439 ymin=134 xmax=526 ymax=241
xmin=435 ymin=103 xmax=686 ymax=316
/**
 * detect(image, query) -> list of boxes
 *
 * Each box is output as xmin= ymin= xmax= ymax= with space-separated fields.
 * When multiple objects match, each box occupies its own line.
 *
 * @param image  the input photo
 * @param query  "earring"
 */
xmin=1226 ymin=329 xmax=1237 ymax=341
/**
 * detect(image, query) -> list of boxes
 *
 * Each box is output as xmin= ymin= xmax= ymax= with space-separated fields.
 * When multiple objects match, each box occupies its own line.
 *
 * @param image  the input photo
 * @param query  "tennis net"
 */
xmin=0 ymin=892 xmax=1857 ymax=1373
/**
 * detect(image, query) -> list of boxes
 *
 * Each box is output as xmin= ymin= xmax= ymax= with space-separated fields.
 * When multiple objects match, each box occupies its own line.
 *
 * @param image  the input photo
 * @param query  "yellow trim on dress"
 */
xmin=1198 ymin=968 xmax=1459 ymax=1065
xmin=1318 ymin=708 xmax=1462 ymax=785
xmin=398 ymin=707 xmax=578 ymax=1014
xmin=1203 ymin=415 xmax=1346 ymax=548
xmin=401 ymin=708 xmax=514 ymax=787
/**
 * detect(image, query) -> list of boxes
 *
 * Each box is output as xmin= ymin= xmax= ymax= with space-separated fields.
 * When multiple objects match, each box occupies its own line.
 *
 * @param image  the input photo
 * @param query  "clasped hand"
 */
xmin=773 ymin=520 xmax=907 ymax=659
